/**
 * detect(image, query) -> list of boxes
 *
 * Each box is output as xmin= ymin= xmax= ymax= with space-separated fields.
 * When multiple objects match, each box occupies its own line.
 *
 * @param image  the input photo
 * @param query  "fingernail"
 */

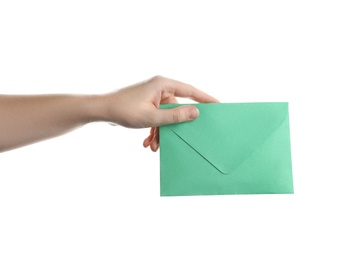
xmin=189 ymin=107 xmax=199 ymax=120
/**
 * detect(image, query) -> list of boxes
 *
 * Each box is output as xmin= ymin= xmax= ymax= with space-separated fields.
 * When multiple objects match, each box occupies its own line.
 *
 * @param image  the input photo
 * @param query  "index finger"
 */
xmin=165 ymin=78 xmax=219 ymax=103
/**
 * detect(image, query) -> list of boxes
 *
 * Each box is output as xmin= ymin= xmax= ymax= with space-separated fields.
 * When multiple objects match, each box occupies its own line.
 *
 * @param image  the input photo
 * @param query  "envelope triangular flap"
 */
xmin=163 ymin=103 xmax=289 ymax=174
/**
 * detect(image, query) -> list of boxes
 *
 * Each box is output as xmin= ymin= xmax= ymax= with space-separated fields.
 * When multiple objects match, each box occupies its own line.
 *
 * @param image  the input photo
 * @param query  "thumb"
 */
xmin=154 ymin=106 xmax=199 ymax=126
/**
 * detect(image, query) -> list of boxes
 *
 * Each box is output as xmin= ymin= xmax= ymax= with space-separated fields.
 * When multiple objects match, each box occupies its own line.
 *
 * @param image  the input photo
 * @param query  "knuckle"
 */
xmin=172 ymin=109 xmax=181 ymax=123
xmin=151 ymin=75 xmax=164 ymax=82
xmin=149 ymin=75 xmax=166 ymax=92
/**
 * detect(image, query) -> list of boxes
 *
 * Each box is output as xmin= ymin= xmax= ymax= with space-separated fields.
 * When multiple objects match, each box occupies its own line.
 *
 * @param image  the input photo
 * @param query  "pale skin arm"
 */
xmin=0 ymin=76 xmax=218 ymax=153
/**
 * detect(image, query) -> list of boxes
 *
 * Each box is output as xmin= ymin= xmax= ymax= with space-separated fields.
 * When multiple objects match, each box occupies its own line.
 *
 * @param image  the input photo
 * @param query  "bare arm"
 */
xmin=0 ymin=76 xmax=218 ymax=153
xmin=0 ymin=94 xmax=99 ymax=152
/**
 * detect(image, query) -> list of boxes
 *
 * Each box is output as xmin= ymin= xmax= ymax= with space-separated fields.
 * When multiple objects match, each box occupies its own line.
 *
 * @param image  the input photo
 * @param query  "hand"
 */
xmin=0 ymin=75 xmax=217 ymax=153
xmin=102 ymin=75 xmax=219 ymax=152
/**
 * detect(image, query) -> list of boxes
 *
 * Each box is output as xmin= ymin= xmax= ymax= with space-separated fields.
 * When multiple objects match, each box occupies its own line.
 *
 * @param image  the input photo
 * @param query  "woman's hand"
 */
xmin=100 ymin=75 xmax=218 ymax=151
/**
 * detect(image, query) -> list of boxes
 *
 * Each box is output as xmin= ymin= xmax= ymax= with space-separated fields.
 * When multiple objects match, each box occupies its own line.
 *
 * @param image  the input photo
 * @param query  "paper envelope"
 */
xmin=160 ymin=103 xmax=293 ymax=196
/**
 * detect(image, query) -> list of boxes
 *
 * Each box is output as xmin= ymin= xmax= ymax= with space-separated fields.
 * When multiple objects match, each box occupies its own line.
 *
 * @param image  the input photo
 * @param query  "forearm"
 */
xmin=0 ymin=94 xmax=105 ymax=152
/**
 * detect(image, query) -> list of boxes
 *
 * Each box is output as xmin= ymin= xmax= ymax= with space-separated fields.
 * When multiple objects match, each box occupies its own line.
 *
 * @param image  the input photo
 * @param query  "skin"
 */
xmin=0 ymin=75 xmax=218 ymax=153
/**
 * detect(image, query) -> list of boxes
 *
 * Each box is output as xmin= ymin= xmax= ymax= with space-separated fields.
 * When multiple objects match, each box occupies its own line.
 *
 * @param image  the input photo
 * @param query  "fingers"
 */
xmin=144 ymin=93 xmax=177 ymax=151
xmin=152 ymin=106 xmax=199 ymax=126
xmin=144 ymin=105 xmax=199 ymax=151
xmin=144 ymin=76 xmax=217 ymax=152
xmin=164 ymin=78 xmax=219 ymax=103
xmin=143 ymin=127 xmax=155 ymax=148
xmin=143 ymin=134 xmax=154 ymax=148
xmin=143 ymin=127 xmax=159 ymax=152
xmin=150 ymin=127 xmax=159 ymax=152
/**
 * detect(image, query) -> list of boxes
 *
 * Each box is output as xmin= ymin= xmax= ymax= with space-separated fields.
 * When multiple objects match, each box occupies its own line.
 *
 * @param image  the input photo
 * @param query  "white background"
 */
xmin=1 ymin=0 xmax=359 ymax=259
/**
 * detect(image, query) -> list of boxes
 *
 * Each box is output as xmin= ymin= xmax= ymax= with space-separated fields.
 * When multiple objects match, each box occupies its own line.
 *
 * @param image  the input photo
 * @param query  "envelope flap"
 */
xmin=161 ymin=103 xmax=289 ymax=174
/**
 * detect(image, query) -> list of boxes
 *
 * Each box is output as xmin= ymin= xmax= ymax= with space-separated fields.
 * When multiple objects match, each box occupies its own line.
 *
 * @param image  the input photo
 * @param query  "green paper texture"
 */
xmin=160 ymin=103 xmax=293 ymax=196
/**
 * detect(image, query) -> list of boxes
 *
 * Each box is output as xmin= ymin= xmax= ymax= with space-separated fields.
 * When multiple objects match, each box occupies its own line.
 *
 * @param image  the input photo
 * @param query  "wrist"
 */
xmin=81 ymin=94 xmax=110 ymax=123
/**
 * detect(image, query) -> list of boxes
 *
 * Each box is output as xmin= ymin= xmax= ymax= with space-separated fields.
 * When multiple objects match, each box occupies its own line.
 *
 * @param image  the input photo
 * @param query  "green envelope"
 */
xmin=160 ymin=102 xmax=293 ymax=196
